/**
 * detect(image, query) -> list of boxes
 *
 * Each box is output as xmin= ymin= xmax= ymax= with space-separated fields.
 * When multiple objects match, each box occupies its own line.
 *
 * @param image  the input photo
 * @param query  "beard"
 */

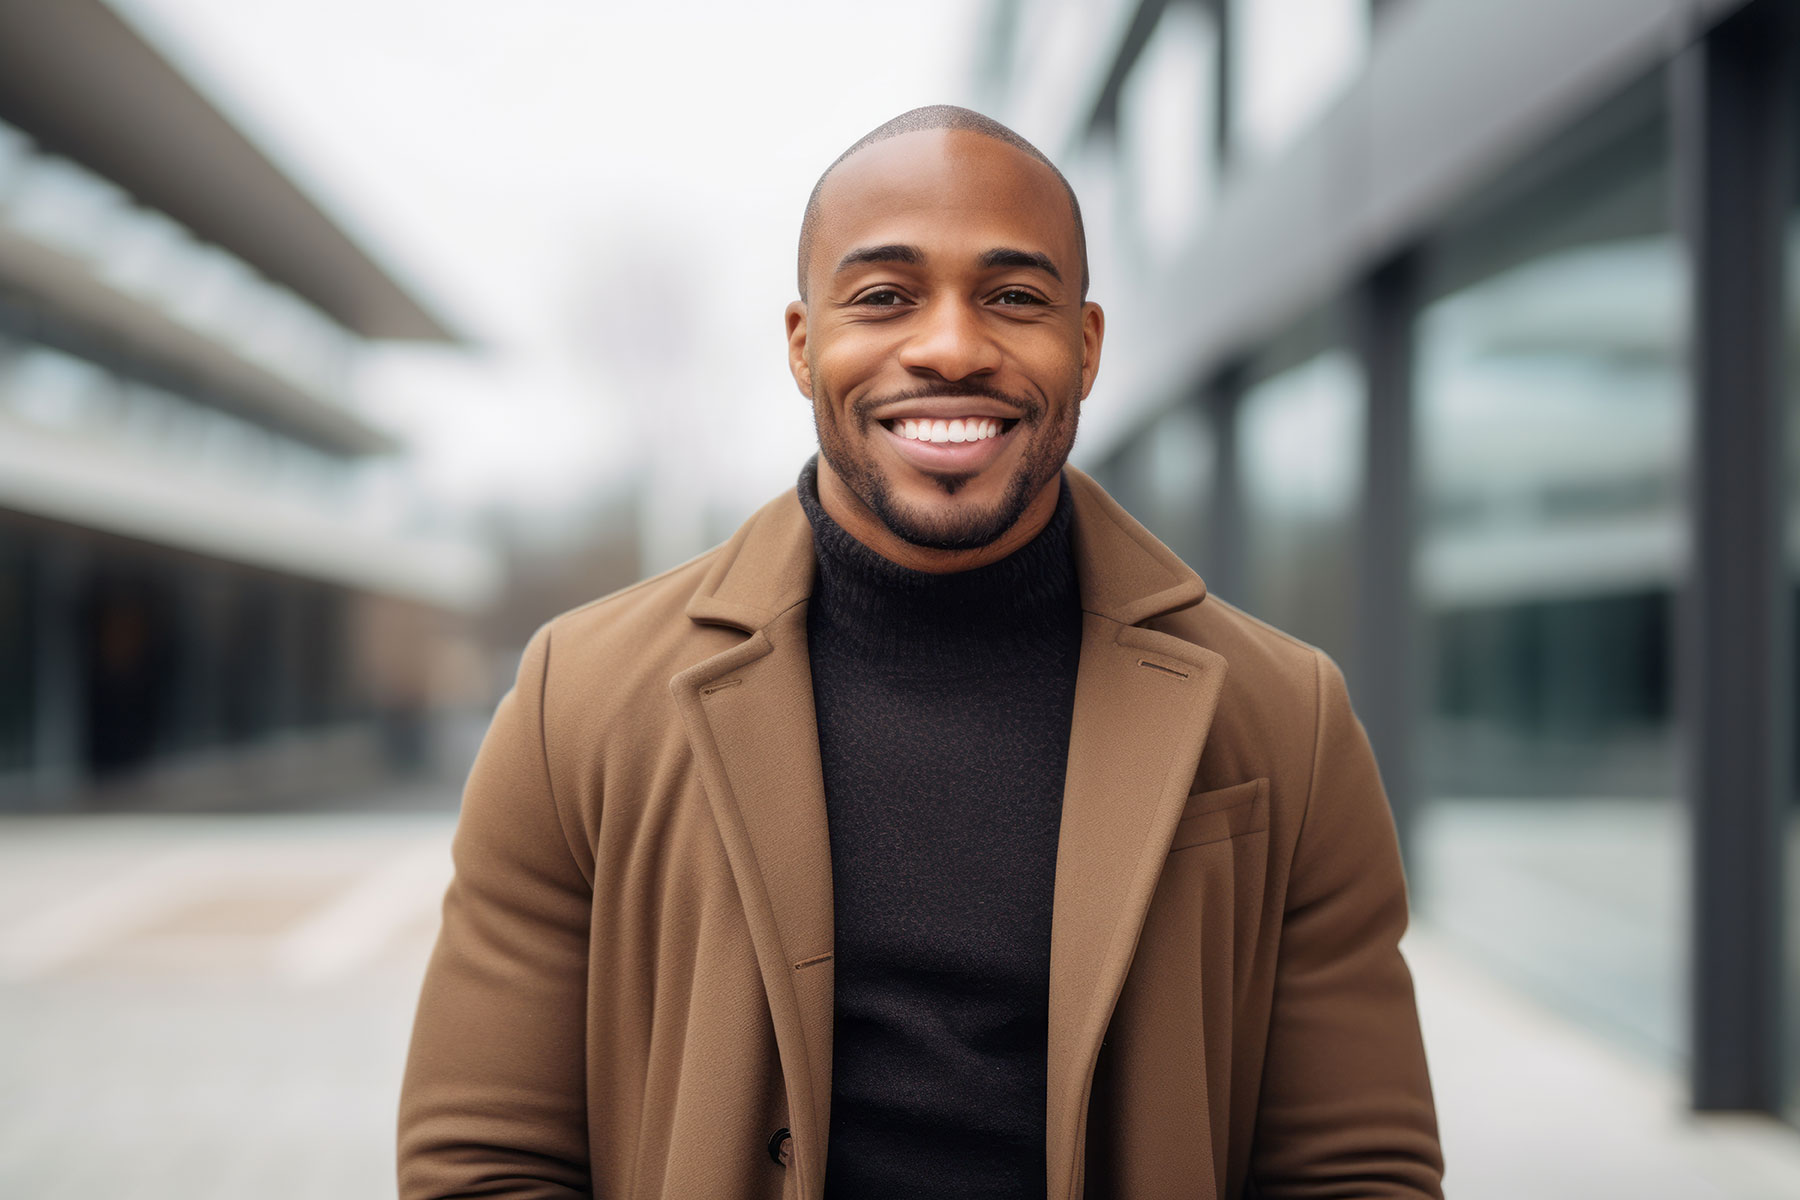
xmin=813 ymin=376 xmax=1080 ymax=551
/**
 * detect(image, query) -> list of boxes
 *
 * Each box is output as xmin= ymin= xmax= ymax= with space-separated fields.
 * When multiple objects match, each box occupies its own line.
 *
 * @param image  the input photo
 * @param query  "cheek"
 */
xmin=1020 ymin=342 xmax=1086 ymax=396
xmin=810 ymin=336 xmax=886 ymax=400
xmin=1010 ymin=320 xmax=1084 ymax=364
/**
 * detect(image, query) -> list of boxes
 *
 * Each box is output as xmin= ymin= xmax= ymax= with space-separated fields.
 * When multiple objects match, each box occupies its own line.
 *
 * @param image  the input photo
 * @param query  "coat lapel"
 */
xmin=670 ymin=493 xmax=835 ymax=1199
xmin=667 ymin=470 xmax=1225 ymax=1200
xmin=1045 ymin=470 xmax=1228 ymax=1200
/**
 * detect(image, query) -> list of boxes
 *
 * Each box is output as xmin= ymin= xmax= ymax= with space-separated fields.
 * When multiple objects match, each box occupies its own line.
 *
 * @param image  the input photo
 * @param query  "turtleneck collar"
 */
xmin=796 ymin=457 xmax=1080 ymax=662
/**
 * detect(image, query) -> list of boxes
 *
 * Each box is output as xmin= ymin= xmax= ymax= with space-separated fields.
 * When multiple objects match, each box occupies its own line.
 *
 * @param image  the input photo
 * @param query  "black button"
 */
xmin=767 ymin=1127 xmax=791 ymax=1167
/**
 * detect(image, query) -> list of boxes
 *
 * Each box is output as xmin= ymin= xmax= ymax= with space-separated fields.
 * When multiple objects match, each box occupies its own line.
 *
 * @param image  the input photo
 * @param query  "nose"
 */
xmin=896 ymin=296 xmax=1002 ymax=382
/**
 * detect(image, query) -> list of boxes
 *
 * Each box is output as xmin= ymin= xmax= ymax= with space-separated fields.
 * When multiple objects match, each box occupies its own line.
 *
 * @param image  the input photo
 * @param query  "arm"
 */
xmin=398 ymin=626 xmax=593 ymax=1198
xmin=1249 ymin=651 xmax=1443 ymax=1198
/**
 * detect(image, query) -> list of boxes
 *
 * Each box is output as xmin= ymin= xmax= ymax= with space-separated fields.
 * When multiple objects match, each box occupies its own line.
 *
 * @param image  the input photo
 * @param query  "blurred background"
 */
xmin=2 ymin=0 xmax=1798 ymax=1196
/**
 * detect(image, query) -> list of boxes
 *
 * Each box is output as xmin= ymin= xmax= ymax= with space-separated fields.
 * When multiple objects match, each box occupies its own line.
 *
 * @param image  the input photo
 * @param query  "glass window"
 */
xmin=0 ymin=119 xmax=31 ymax=204
xmin=163 ymin=243 xmax=259 ymax=338
xmin=1413 ymin=86 xmax=1685 ymax=1061
xmin=95 ymin=204 xmax=192 ymax=298
xmin=1094 ymin=399 xmax=1217 ymax=571
xmin=1118 ymin=1 xmax=1221 ymax=255
xmin=0 ymin=530 xmax=34 ymax=777
xmin=1065 ymin=139 xmax=1124 ymax=300
xmin=1001 ymin=0 xmax=1143 ymax=149
xmin=1086 ymin=439 xmax=1141 ymax=517
xmin=1227 ymin=0 xmax=1367 ymax=163
xmin=9 ymin=347 xmax=120 ymax=431
xmin=1236 ymin=344 xmax=1364 ymax=667
xmin=1140 ymin=400 xmax=1216 ymax=570
xmin=5 ymin=154 xmax=128 ymax=262
xmin=238 ymin=285 xmax=354 ymax=397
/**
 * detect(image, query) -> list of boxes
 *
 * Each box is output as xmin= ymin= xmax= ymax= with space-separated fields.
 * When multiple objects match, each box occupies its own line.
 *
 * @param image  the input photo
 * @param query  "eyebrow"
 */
xmin=835 ymin=243 xmax=922 ymax=273
xmin=832 ymin=243 xmax=1064 ymax=283
xmin=979 ymin=247 xmax=1061 ymax=282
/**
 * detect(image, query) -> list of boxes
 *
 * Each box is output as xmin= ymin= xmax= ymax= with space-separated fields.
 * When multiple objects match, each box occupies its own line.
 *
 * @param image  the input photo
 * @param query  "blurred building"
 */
xmin=978 ymin=0 xmax=1799 ymax=1124
xmin=0 ymin=1 xmax=499 ymax=811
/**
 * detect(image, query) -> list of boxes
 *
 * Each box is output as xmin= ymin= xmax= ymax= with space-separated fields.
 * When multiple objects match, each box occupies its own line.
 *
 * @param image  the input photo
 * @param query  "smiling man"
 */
xmin=400 ymin=106 xmax=1443 ymax=1200
xmin=791 ymin=114 xmax=1098 ymax=574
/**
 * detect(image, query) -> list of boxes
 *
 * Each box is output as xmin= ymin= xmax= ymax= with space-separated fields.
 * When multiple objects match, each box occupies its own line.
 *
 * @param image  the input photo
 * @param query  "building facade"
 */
xmin=977 ymin=0 xmax=1798 ymax=1122
xmin=0 ymin=1 xmax=498 ymax=811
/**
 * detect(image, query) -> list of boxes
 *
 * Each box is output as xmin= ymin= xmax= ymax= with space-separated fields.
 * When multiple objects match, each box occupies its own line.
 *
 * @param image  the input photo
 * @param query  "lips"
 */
xmin=860 ymin=388 xmax=1032 ymax=474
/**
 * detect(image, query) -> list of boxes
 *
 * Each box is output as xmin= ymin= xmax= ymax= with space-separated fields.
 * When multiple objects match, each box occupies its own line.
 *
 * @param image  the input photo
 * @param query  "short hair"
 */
xmin=796 ymin=104 xmax=1089 ymax=301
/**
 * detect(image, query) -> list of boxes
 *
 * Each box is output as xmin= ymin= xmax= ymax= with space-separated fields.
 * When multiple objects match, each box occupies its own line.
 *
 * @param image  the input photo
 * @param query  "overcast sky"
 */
xmin=112 ymin=0 xmax=983 ymax=538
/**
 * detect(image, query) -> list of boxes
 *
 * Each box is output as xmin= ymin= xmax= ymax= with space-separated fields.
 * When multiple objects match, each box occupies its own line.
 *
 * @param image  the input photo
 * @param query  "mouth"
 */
xmin=875 ymin=413 xmax=1019 ymax=475
xmin=879 ymin=416 xmax=1020 ymax=444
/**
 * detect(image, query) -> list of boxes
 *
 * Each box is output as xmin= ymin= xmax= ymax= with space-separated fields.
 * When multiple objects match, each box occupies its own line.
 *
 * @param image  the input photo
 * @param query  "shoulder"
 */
xmin=1062 ymin=465 xmax=1335 ymax=775
xmin=547 ymin=550 xmax=723 ymax=655
xmin=1147 ymin=591 xmax=1343 ymax=799
xmin=1144 ymin=582 xmax=1332 ymax=734
xmin=1157 ymin=592 xmax=1327 ymax=706
xmin=516 ymin=485 xmax=813 ymax=726
xmin=524 ymin=547 xmax=744 ymax=719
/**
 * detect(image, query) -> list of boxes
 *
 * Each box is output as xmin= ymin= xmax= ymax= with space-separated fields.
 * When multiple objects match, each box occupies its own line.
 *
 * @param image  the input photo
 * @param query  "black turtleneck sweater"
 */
xmin=797 ymin=462 xmax=1082 ymax=1199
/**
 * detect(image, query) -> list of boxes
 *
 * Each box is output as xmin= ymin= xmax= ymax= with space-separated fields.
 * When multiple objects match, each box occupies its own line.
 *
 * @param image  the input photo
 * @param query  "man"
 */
xmin=399 ymin=106 xmax=1442 ymax=1199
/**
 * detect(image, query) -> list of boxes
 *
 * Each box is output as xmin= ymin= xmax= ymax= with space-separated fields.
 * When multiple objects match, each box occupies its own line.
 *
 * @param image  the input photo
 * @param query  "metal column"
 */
xmin=1675 ymin=1 xmax=1795 ymax=1114
xmin=1348 ymin=252 xmax=1422 ymax=864
xmin=1203 ymin=363 xmax=1247 ymax=603
xmin=31 ymin=538 xmax=84 ymax=808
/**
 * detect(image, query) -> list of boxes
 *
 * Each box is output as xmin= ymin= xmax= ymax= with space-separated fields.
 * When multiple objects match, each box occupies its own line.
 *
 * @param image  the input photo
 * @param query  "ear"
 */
xmin=785 ymin=301 xmax=813 ymax=399
xmin=1078 ymin=301 xmax=1105 ymax=400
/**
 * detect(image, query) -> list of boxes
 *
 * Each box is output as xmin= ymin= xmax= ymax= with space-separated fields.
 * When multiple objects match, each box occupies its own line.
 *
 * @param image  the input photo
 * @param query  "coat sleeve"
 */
xmin=1248 ymin=651 xmax=1444 ymax=1198
xmin=398 ymin=625 xmax=594 ymax=1198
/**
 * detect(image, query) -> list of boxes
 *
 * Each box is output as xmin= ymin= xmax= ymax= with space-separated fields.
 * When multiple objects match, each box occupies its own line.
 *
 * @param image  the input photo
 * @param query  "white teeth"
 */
xmin=892 ymin=417 xmax=1006 ymax=442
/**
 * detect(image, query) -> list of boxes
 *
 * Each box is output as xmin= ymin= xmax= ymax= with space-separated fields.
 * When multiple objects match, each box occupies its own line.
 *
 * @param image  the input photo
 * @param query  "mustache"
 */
xmin=852 ymin=380 xmax=1044 ymax=425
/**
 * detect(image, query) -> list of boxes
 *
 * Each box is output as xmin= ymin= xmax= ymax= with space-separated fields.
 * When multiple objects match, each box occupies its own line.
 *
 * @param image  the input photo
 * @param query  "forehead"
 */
xmin=809 ymin=129 xmax=1076 ymax=280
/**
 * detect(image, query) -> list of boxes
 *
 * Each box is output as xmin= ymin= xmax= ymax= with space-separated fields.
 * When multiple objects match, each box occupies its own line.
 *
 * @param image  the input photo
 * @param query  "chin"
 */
xmin=871 ymin=472 xmax=1040 ymax=551
xmin=815 ymin=400 xmax=1077 ymax=556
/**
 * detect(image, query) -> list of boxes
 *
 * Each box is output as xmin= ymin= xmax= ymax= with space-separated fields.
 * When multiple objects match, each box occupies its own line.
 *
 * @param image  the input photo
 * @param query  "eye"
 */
xmin=853 ymin=288 xmax=909 ymax=307
xmin=993 ymin=289 xmax=1047 ymax=306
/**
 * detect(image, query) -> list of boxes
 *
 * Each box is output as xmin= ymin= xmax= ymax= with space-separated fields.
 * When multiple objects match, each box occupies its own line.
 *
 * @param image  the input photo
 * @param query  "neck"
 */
xmin=797 ymin=458 xmax=1079 ymax=661
xmin=815 ymin=457 xmax=1062 ymax=574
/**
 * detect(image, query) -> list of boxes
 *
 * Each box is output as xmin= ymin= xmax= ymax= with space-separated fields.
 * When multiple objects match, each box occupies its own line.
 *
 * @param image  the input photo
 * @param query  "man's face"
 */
xmin=786 ymin=130 xmax=1103 ymax=560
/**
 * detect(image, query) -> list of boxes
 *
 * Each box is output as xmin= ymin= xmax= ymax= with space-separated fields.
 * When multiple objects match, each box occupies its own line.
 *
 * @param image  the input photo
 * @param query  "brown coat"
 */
xmin=398 ymin=468 xmax=1443 ymax=1199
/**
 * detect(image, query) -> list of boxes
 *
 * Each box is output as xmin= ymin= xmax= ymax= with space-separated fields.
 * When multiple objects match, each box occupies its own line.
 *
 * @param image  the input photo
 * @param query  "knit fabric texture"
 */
xmin=798 ymin=460 xmax=1082 ymax=1199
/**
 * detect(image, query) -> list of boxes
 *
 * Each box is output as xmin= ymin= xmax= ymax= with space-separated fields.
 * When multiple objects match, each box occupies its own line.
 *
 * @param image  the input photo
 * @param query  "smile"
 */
xmin=881 ymin=417 xmax=1015 ymax=443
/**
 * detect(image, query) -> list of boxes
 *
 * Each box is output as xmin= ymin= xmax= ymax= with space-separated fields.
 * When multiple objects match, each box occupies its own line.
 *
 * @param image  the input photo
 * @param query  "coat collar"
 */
xmin=672 ymin=465 xmax=1224 ymax=1200
xmin=683 ymin=465 xmax=1211 ymax=632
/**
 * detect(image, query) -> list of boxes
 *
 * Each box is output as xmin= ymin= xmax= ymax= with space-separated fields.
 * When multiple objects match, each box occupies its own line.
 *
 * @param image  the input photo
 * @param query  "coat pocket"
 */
xmin=1170 ymin=777 xmax=1269 ymax=851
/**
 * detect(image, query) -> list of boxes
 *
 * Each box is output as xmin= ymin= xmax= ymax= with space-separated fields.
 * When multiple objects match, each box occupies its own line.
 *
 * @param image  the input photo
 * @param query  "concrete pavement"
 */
xmin=1 ymin=808 xmax=1797 ymax=1198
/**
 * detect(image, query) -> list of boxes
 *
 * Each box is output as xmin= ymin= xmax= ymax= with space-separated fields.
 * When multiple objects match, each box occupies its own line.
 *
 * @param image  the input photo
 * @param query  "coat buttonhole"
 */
xmin=1136 ymin=659 xmax=1189 ymax=680
xmin=700 ymin=677 xmax=743 ymax=697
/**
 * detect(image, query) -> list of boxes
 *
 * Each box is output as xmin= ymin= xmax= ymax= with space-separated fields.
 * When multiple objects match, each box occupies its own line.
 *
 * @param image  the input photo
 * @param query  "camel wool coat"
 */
xmin=398 ymin=467 xmax=1443 ymax=1200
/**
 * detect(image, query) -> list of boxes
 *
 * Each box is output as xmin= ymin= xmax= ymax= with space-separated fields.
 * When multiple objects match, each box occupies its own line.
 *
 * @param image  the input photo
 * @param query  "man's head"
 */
xmin=786 ymin=105 xmax=1104 ymax=573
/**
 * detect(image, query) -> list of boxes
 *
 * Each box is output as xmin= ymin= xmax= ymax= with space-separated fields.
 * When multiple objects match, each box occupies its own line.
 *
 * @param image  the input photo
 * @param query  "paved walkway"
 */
xmin=1409 ymin=926 xmax=1800 ymax=1198
xmin=1 ymin=810 xmax=1797 ymax=1198
xmin=0 ymin=812 xmax=452 ymax=1200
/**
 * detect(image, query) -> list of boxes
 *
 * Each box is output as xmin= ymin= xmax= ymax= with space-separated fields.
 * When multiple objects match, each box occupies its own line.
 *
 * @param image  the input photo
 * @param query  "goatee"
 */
xmin=812 ymin=379 xmax=1079 ymax=551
